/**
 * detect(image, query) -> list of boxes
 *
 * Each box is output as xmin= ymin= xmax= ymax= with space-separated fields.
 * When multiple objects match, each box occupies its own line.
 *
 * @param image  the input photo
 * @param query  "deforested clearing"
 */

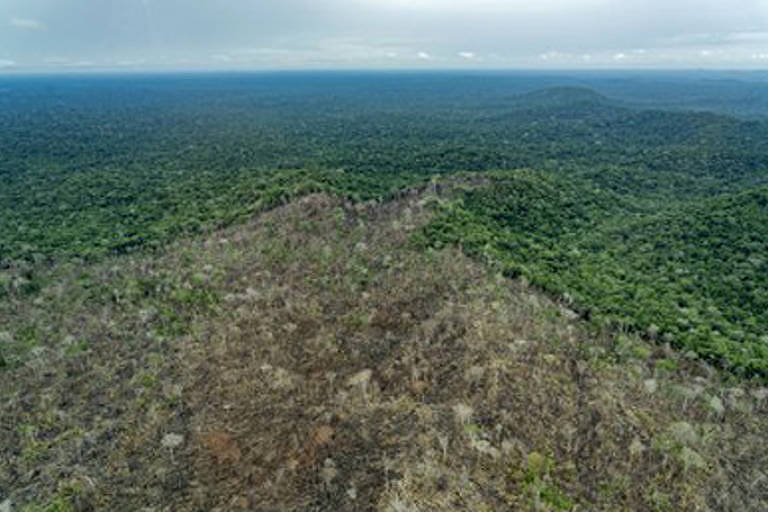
xmin=1 ymin=192 xmax=766 ymax=511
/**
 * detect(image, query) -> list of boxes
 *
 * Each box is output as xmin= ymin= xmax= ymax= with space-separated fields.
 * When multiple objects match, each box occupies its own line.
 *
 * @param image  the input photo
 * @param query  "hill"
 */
xmin=1 ymin=192 xmax=766 ymax=511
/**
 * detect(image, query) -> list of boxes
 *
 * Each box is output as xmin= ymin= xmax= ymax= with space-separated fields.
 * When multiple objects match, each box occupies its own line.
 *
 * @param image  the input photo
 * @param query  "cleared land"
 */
xmin=2 ymin=192 xmax=766 ymax=511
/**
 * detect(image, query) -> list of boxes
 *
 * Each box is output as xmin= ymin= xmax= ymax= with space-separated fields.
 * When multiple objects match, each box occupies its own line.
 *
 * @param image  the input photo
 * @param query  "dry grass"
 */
xmin=1 ymin=191 xmax=767 ymax=511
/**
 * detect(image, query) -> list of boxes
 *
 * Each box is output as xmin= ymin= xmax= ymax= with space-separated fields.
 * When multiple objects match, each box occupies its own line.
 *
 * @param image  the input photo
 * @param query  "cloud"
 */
xmin=196 ymin=38 xmax=428 ymax=68
xmin=539 ymin=50 xmax=589 ymax=63
xmin=538 ymin=50 xmax=621 ymax=65
xmin=539 ymin=50 xmax=567 ymax=61
xmin=0 ymin=59 xmax=16 ymax=69
xmin=10 ymin=17 xmax=45 ymax=30
xmin=4 ymin=0 xmax=768 ymax=69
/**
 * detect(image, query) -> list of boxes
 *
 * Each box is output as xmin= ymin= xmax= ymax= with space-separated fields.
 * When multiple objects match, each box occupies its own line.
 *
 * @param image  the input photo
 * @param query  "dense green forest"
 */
xmin=2 ymin=72 xmax=768 ymax=375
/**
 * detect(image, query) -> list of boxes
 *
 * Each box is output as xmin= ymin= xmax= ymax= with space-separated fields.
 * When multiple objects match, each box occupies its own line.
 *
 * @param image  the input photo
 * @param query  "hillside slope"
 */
xmin=423 ymin=171 xmax=768 ymax=375
xmin=1 ymin=192 xmax=766 ymax=511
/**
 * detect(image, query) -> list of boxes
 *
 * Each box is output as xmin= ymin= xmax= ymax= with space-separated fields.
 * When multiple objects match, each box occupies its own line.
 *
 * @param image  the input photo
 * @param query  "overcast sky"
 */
xmin=3 ymin=0 xmax=768 ymax=71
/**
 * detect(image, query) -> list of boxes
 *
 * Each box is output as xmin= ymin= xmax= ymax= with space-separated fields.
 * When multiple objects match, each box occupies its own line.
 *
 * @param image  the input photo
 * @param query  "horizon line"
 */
xmin=3 ymin=66 xmax=768 ymax=77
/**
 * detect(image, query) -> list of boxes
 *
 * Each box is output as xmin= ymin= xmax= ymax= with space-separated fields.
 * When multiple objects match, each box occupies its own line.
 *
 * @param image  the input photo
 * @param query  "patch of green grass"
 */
xmin=507 ymin=452 xmax=577 ymax=511
xmin=0 ymin=325 xmax=42 ymax=368
xmin=20 ymin=481 xmax=83 ymax=512
xmin=63 ymin=338 xmax=89 ymax=357
xmin=655 ymin=359 xmax=679 ymax=372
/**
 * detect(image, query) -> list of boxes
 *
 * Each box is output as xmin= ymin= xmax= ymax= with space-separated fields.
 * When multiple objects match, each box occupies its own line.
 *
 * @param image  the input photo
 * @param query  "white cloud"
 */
xmin=539 ymin=50 xmax=590 ymax=63
xmin=458 ymin=51 xmax=476 ymax=59
xmin=0 ymin=59 xmax=16 ymax=69
xmin=10 ymin=17 xmax=45 ymax=30
xmin=538 ymin=50 xmax=638 ymax=66
xmin=539 ymin=50 xmax=567 ymax=61
xmin=196 ymin=38 xmax=430 ymax=68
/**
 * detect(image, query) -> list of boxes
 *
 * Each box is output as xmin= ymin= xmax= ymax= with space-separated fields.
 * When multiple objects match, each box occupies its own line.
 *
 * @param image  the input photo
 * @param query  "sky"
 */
xmin=3 ymin=0 xmax=768 ymax=71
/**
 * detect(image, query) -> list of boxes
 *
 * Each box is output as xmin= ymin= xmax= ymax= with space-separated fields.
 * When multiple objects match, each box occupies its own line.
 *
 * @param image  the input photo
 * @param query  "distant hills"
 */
xmin=514 ymin=86 xmax=611 ymax=108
